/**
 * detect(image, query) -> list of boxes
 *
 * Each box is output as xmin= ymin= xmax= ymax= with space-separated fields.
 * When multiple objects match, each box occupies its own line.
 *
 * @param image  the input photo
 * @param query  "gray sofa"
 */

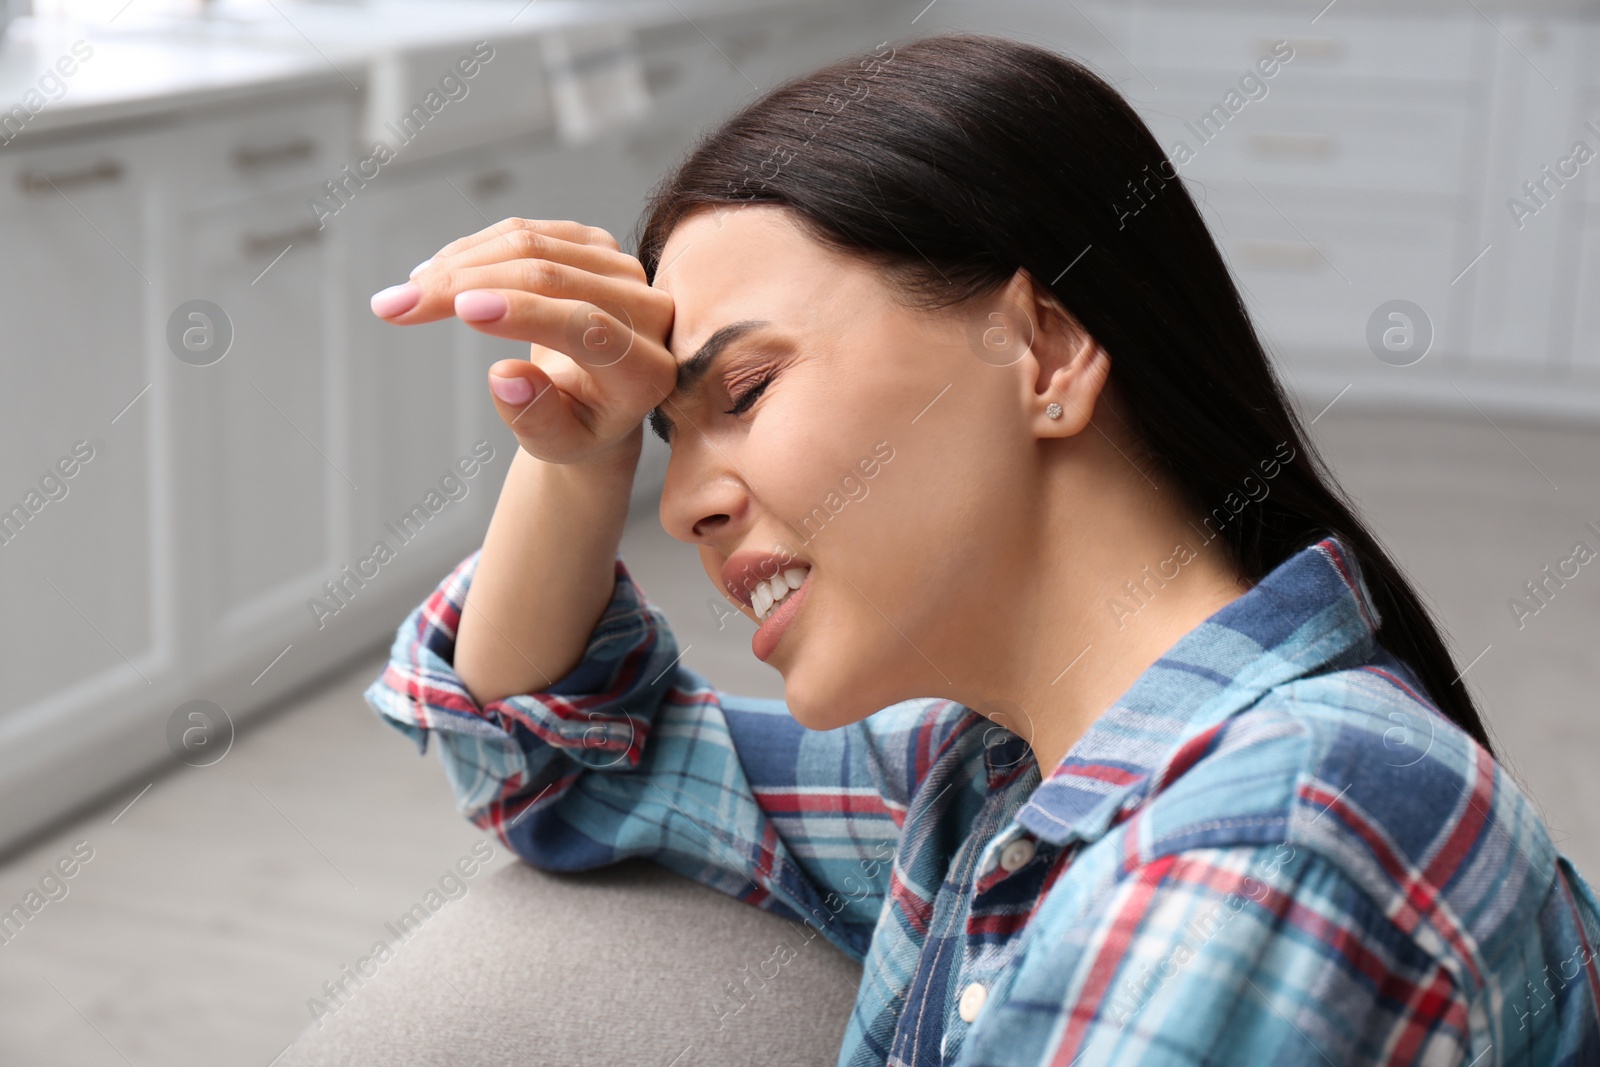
xmin=279 ymin=857 xmax=864 ymax=1065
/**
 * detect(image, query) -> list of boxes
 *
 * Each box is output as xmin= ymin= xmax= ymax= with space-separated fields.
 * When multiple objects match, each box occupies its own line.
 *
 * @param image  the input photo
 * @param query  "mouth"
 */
xmin=748 ymin=564 xmax=809 ymax=621
xmin=751 ymin=567 xmax=810 ymax=662
xmin=719 ymin=551 xmax=809 ymax=612
xmin=720 ymin=551 xmax=813 ymax=662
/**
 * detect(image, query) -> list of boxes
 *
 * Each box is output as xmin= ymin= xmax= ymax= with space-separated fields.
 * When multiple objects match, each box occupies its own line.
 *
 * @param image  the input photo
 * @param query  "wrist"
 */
xmin=576 ymin=422 xmax=644 ymax=477
xmin=526 ymin=422 xmax=641 ymax=494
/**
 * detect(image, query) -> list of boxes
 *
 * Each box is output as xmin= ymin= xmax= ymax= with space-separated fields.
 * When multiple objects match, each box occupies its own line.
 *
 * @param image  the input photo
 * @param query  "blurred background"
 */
xmin=0 ymin=0 xmax=1596 ymax=1062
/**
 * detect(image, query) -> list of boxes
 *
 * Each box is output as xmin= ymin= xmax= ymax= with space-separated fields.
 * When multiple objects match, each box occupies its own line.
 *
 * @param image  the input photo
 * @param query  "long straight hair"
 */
xmin=633 ymin=31 xmax=1496 ymax=755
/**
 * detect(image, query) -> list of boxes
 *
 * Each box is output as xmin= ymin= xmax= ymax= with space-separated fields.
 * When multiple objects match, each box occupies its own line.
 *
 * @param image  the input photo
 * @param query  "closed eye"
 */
xmin=723 ymin=372 xmax=775 ymax=417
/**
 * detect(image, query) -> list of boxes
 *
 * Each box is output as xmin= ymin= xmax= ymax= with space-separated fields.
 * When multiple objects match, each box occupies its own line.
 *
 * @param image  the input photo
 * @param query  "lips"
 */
xmin=719 ymin=549 xmax=810 ymax=610
xmin=751 ymin=572 xmax=809 ymax=662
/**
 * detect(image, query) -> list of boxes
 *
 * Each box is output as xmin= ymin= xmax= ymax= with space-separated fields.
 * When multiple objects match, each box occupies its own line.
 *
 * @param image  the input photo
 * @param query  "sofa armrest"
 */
xmin=280 ymin=855 xmax=864 ymax=1065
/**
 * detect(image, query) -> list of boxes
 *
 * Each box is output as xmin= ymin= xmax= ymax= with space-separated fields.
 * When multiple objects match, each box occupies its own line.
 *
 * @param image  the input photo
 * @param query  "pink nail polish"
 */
xmin=456 ymin=290 xmax=509 ymax=322
xmin=370 ymin=282 xmax=420 ymax=317
xmin=489 ymin=375 xmax=533 ymax=404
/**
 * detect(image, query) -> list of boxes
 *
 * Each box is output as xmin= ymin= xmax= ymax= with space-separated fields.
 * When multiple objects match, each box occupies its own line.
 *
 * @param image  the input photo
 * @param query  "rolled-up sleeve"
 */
xmin=364 ymin=548 xmax=679 ymax=822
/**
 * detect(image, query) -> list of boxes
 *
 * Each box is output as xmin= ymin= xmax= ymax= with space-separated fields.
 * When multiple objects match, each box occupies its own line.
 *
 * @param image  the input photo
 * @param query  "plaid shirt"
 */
xmin=366 ymin=533 xmax=1600 ymax=1066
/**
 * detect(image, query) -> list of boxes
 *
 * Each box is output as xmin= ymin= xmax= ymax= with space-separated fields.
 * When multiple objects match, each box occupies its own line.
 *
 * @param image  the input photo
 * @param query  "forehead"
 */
xmin=654 ymin=205 xmax=849 ymax=358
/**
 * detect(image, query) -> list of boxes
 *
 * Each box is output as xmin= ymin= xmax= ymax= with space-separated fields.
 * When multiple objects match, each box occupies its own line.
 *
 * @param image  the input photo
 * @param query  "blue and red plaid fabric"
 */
xmin=365 ymin=532 xmax=1600 ymax=1065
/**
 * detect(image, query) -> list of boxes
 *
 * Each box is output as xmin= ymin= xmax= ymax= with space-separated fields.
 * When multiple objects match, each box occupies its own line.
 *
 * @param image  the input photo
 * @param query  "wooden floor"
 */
xmin=1 ymin=401 xmax=1596 ymax=1065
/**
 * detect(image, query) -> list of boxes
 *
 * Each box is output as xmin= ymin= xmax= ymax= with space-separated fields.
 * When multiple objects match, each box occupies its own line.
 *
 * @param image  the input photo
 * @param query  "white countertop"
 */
xmin=0 ymin=0 xmax=791 ymax=138
xmin=6 ymin=0 xmax=1595 ymax=143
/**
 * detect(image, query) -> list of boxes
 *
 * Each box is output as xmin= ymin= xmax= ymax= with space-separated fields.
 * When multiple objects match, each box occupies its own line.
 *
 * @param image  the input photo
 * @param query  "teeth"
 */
xmin=754 ymin=565 xmax=810 ymax=621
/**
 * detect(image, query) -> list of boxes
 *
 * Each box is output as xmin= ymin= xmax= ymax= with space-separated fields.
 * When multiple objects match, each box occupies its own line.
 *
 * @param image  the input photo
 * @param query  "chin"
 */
xmin=780 ymin=670 xmax=877 ymax=732
xmin=778 ymin=683 xmax=829 ymax=730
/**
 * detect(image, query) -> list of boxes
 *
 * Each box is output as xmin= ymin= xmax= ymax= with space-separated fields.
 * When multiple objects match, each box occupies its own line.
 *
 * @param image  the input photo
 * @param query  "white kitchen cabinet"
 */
xmin=1126 ymin=8 xmax=1482 ymax=84
xmin=1560 ymin=76 xmax=1600 ymax=379
xmin=1126 ymin=7 xmax=1490 ymax=386
xmin=1139 ymin=91 xmax=1478 ymax=202
xmin=0 ymin=126 xmax=176 ymax=844
xmin=1568 ymin=192 xmax=1600 ymax=380
xmin=923 ymin=0 xmax=1600 ymax=413
xmin=1214 ymin=198 xmax=1466 ymax=371
xmin=178 ymin=92 xmax=354 ymax=213
xmin=1464 ymin=17 xmax=1589 ymax=373
xmin=164 ymin=187 xmax=347 ymax=648
xmin=0 ymin=0 xmax=923 ymax=854
xmin=0 ymin=94 xmax=384 ymax=850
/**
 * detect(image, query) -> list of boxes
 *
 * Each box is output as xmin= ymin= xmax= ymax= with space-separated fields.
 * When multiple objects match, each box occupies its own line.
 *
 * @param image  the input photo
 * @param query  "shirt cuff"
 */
xmin=363 ymin=547 xmax=676 ymax=775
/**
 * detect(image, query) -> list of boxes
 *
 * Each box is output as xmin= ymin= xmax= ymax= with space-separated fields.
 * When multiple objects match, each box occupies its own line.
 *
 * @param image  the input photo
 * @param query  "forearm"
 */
xmin=455 ymin=424 xmax=642 ymax=704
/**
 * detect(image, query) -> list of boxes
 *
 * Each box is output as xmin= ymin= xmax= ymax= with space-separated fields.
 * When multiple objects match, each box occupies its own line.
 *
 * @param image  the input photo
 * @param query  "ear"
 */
xmin=1012 ymin=270 xmax=1110 ymax=438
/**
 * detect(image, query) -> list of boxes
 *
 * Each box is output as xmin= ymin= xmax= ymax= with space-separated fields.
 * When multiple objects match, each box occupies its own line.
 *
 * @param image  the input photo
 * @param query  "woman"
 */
xmin=364 ymin=32 xmax=1600 ymax=1066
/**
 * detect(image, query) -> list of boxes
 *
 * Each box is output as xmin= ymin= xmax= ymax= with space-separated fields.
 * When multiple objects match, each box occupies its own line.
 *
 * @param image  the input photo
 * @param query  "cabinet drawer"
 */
xmin=171 ymin=94 xmax=352 ymax=208
xmin=0 ymin=125 xmax=157 ymax=208
xmin=1139 ymin=95 xmax=1472 ymax=198
xmin=167 ymin=187 xmax=344 ymax=637
xmin=1214 ymin=204 xmax=1465 ymax=361
xmin=1129 ymin=8 xmax=1481 ymax=83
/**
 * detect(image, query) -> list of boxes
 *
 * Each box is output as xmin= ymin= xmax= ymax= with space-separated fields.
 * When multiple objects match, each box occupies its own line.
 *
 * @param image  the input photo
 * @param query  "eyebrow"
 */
xmin=649 ymin=319 xmax=772 ymax=444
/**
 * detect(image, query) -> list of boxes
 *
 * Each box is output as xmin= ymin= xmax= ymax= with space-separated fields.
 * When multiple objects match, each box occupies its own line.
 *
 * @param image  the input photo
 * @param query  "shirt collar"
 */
xmin=1012 ymin=532 xmax=1382 ymax=849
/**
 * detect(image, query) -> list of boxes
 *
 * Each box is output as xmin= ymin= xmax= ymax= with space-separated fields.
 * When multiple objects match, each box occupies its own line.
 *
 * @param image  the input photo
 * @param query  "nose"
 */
xmin=657 ymin=439 xmax=750 ymax=546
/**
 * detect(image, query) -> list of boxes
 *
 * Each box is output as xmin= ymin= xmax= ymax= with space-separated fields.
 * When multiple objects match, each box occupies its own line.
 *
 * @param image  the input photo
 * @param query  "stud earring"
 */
xmin=1045 ymin=402 xmax=1063 ymax=420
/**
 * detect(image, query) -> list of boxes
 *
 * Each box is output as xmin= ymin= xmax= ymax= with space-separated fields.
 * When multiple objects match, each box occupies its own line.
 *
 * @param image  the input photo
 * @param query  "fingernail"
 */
xmin=370 ymin=282 xmax=420 ymax=317
xmin=456 ymin=290 xmax=508 ymax=322
xmin=409 ymin=258 xmax=434 ymax=278
xmin=489 ymin=375 xmax=533 ymax=404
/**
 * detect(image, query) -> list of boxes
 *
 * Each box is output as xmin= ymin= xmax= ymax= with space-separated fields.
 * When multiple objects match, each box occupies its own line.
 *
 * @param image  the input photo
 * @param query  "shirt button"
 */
xmin=999 ymin=837 xmax=1036 ymax=872
xmin=958 ymin=981 xmax=987 ymax=1022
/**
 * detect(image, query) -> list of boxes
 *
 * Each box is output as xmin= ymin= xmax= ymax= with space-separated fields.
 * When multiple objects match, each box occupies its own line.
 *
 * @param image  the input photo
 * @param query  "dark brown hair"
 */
xmin=633 ymin=31 xmax=1496 ymax=755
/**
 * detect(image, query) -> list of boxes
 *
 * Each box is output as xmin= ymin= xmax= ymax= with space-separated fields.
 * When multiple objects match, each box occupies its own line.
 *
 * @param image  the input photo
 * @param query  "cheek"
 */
xmin=754 ymin=346 xmax=1025 ymax=696
xmin=745 ymin=384 xmax=880 ymax=523
xmin=840 ymin=400 xmax=1023 ymax=552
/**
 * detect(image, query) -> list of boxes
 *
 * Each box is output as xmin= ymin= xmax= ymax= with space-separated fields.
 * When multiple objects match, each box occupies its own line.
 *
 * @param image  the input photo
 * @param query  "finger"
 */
xmin=486 ymin=357 xmax=639 ymax=455
xmin=382 ymin=257 xmax=670 ymax=333
xmin=456 ymin=291 xmax=676 ymax=413
xmin=420 ymin=217 xmax=621 ymax=271
xmin=484 ymin=360 xmax=576 ymax=449
xmin=419 ymin=226 xmax=643 ymax=284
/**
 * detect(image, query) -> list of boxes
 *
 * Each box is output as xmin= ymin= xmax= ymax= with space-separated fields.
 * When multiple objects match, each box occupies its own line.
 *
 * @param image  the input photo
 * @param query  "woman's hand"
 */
xmin=371 ymin=217 xmax=676 ymax=465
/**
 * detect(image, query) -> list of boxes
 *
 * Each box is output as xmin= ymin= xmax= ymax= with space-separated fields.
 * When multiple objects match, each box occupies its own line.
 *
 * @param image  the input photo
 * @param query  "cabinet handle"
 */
xmin=18 ymin=159 xmax=123 ymax=195
xmin=1248 ymin=132 xmax=1338 ymax=159
xmin=626 ymin=127 xmax=683 ymax=163
xmin=1237 ymin=239 xmax=1325 ymax=272
xmin=718 ymin=29 xmax=771 ymax=65
xmin=241 ymin=221 xmax=324 ymax=258
xmin=1257 ymin=36 xmax=1345 ymax=61
xmin=644 ymin=60 xmax=687 ymax=95
xmin=232 ymin=137 xmax=318 ymax=172
xmin=472 ymin=168 xmax=513 ymax=198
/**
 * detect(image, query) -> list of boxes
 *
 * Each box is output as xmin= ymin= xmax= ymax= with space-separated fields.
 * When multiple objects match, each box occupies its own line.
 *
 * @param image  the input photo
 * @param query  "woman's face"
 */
xmin=651 ymin=204 xmax=1065 ymax=730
